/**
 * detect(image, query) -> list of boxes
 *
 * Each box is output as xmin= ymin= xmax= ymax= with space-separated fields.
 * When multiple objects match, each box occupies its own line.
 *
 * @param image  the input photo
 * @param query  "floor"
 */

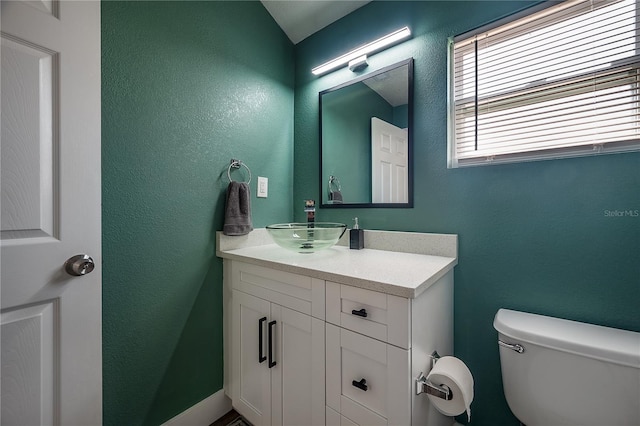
xmin=211 ymin=409 xmax=251 ymax=426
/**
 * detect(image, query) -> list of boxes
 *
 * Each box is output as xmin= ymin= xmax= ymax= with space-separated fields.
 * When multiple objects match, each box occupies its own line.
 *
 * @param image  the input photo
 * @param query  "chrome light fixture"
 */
xmin=312 ymin=26 xmax=411 ymax=76
xmin=348 ymin=55 xmax=369 ymax=72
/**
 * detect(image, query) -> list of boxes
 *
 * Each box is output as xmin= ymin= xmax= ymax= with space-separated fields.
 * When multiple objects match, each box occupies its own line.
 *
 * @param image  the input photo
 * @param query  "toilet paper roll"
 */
xmin=426 ymin=356 xmax=474 ymax=421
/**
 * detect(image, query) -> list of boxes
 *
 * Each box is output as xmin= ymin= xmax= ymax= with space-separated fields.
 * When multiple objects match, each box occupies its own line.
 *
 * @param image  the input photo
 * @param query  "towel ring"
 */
xmin=227 ymin=159 xmax=252 ymax=184
xmin=328 ymin=175 xmax=341 ymax=192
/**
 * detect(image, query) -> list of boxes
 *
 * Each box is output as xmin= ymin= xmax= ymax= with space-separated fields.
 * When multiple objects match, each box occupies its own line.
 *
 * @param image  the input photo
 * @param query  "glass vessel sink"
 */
xmin=266 ymin=222 xmax=347 ymax=253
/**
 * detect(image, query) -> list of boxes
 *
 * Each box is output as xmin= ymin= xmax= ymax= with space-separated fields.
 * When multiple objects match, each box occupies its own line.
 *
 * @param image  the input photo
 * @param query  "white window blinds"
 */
xmin=448 ymin=0 xmax=640 ymax=167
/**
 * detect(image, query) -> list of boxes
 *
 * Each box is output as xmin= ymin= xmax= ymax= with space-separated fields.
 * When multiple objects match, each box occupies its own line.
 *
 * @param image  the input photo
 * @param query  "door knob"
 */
xmin=64 ymin=254 xmax=95 ymax=276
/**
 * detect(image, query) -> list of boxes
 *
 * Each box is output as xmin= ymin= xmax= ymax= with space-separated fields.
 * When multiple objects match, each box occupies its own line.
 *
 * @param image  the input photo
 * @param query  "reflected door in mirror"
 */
xmin=371 ymin=117 xmax=408 ymax=203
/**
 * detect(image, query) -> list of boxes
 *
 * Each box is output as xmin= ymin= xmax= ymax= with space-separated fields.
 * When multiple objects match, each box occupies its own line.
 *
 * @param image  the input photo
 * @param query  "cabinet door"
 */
xmin=271 ymin=305 xmax=325 ymax=426
xmin=231 ymin=290 xmax=272 ymax=426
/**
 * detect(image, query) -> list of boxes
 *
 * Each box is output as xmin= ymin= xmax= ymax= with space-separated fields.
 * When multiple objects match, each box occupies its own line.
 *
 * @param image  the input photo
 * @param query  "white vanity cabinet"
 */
xmin=219 ymin=229 xmax=458 ymax=426
xmin=325 ymin=283 xmax=411 ymax=425
xmin=324 ymin=275 xmax=453 ymax=426
xmin=225 ymin=260 xmax=326 ymax=426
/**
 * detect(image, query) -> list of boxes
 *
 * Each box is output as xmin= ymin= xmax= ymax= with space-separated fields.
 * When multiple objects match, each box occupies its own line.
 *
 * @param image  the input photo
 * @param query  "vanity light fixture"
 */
xmin=348 ymin=55 xmax=369 ymax=72
xmin=311 ymin=26 xmax=411 ymax=76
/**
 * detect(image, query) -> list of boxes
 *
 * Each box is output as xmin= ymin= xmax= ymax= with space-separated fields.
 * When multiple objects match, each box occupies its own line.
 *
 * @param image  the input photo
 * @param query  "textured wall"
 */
xmin=294 ymin=2 xmax=640 ymax=425
xmin=101 ymin=2 xmax=294 ymax=424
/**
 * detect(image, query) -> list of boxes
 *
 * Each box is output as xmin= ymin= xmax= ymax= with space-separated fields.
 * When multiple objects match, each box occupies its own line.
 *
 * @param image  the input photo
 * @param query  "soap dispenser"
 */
xmin=350 ymin=217 xmax=364 ymax=250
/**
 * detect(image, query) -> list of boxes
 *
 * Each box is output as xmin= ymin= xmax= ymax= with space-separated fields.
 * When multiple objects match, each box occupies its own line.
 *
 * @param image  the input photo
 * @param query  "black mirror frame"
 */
xmin=319 ymin=58 xmax=414 ymax=209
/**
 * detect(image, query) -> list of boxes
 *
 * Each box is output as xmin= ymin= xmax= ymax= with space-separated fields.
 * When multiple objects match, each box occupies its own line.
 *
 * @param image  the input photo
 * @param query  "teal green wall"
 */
xmin=322 ymin=83 xmax=394 ymax=203
xmin=393 ymin=104 xmax=408 ymax=129
xmin=101 ymin=2 xmax=294 ymax=425
xmin=295 ymin=2 xmax=640 ymax=425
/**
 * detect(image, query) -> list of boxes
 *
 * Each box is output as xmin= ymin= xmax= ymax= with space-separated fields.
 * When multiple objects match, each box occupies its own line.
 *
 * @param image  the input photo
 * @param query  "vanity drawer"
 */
xmin=230 ymin=261 xmax=325 ymax=318
xmin=326 ymin=282 xmax=410 ymax=348
xmin=326 ymin=324 xmax=410 ymax=426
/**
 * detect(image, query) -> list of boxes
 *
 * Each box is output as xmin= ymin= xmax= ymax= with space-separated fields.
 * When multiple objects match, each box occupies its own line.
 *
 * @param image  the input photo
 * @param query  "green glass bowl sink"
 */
xmin=266 ymin=222 xmax=347 ymax=253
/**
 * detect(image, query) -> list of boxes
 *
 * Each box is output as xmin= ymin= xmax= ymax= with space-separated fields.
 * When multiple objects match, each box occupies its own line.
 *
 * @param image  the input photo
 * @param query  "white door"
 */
xmin=371 ymin=117 xmax=408 ymax=203
xmin=231 ymin=290 xmax=272 ymax=426
xmin=1 ymin=1 xmax=101 ymax=425
xmin=271 ymin=305 xmax=324 ymax=426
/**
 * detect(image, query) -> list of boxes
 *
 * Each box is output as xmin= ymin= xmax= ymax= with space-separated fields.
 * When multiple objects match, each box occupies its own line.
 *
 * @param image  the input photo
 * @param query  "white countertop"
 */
xmin=216 ymin=229 xmax=458 ymax=298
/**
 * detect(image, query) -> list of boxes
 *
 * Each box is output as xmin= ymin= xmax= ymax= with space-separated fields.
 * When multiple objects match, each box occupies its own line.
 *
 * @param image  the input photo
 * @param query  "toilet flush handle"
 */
xmin=498 ymin=340 xmax=525 ymax=353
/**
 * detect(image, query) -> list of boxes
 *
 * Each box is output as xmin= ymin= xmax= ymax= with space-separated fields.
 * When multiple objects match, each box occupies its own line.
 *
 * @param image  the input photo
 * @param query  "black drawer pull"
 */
xmin=258 ymin=317 xmax=267 ymax=363
xmin=351 ymin=308 xmax=367 ymax=318
xmin=352 ymin=378 xmax=368 ymax=391
xmin=268 ymin=320 xmax=277 ymax=368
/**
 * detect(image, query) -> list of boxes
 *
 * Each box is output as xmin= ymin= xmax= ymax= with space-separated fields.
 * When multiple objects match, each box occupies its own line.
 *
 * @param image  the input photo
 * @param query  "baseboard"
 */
xmin=162 ymin=389 xmax=232 ymax=426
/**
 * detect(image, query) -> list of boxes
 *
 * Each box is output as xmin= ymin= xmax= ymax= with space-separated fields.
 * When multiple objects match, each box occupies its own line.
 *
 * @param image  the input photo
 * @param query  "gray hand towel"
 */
xmin=329 ymin=190 xmax=343 ymax=203
xmin=223 ymin=181 xmax=253 ymax=236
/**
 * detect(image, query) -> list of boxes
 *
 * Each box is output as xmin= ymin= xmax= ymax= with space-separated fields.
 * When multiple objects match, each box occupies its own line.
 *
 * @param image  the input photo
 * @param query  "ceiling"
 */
xmin=260 ymin=0 xmax=371 ymax=44
xmin=363 ymin=64 xmax=408 ymax=107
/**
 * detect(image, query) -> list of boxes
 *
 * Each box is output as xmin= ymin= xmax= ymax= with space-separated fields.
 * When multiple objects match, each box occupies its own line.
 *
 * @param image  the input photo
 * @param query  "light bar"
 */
xmin=311 ymin=26 xmax=411 ymax=76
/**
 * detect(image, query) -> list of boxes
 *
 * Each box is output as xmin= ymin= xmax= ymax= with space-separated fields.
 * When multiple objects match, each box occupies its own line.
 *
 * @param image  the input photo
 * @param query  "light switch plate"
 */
xmin=257 ymin=176 xmax=268 ymax=198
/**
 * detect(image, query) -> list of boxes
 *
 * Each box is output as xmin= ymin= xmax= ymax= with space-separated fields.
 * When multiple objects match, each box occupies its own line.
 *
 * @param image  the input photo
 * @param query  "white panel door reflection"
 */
xmin=371 ymin=117 xmax=408 ymax=204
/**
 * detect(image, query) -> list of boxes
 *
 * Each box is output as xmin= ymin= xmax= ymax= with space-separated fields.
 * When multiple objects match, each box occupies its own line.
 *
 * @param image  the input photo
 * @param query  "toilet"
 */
xmin=493 ymin=308 xmax=640 ymax=425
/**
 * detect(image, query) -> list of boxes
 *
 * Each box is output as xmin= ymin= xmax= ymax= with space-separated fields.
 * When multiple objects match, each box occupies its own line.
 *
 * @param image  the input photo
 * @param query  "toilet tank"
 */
xmin=493 ymin=308 xmax=640 ymax=426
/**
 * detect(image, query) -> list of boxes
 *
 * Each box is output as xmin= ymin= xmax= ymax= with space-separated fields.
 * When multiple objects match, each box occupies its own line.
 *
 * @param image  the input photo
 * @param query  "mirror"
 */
xmin=320 ymin=58 xmax=413 ymax=208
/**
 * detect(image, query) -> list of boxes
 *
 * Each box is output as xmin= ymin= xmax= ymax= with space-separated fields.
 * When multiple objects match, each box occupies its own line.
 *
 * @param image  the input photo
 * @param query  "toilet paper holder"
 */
xmin=415 ymin=351 xmax=453 ymax=400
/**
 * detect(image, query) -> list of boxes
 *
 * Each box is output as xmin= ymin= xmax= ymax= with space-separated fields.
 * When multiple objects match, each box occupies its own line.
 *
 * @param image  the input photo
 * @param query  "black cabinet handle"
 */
xmin=351 ymin=308 xmax=368 ymax=318
xmin=258 ymin=317 xmax=267 ymax=363
xmin=352 ymin=378 xmax=368 ymax=391
xmin=268 ymin=320 xmax=277 ymax=368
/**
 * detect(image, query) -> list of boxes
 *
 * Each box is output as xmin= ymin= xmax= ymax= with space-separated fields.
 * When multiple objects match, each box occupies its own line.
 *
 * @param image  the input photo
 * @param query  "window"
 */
xmin=448 ymin=0 xmax=640 ymax=167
